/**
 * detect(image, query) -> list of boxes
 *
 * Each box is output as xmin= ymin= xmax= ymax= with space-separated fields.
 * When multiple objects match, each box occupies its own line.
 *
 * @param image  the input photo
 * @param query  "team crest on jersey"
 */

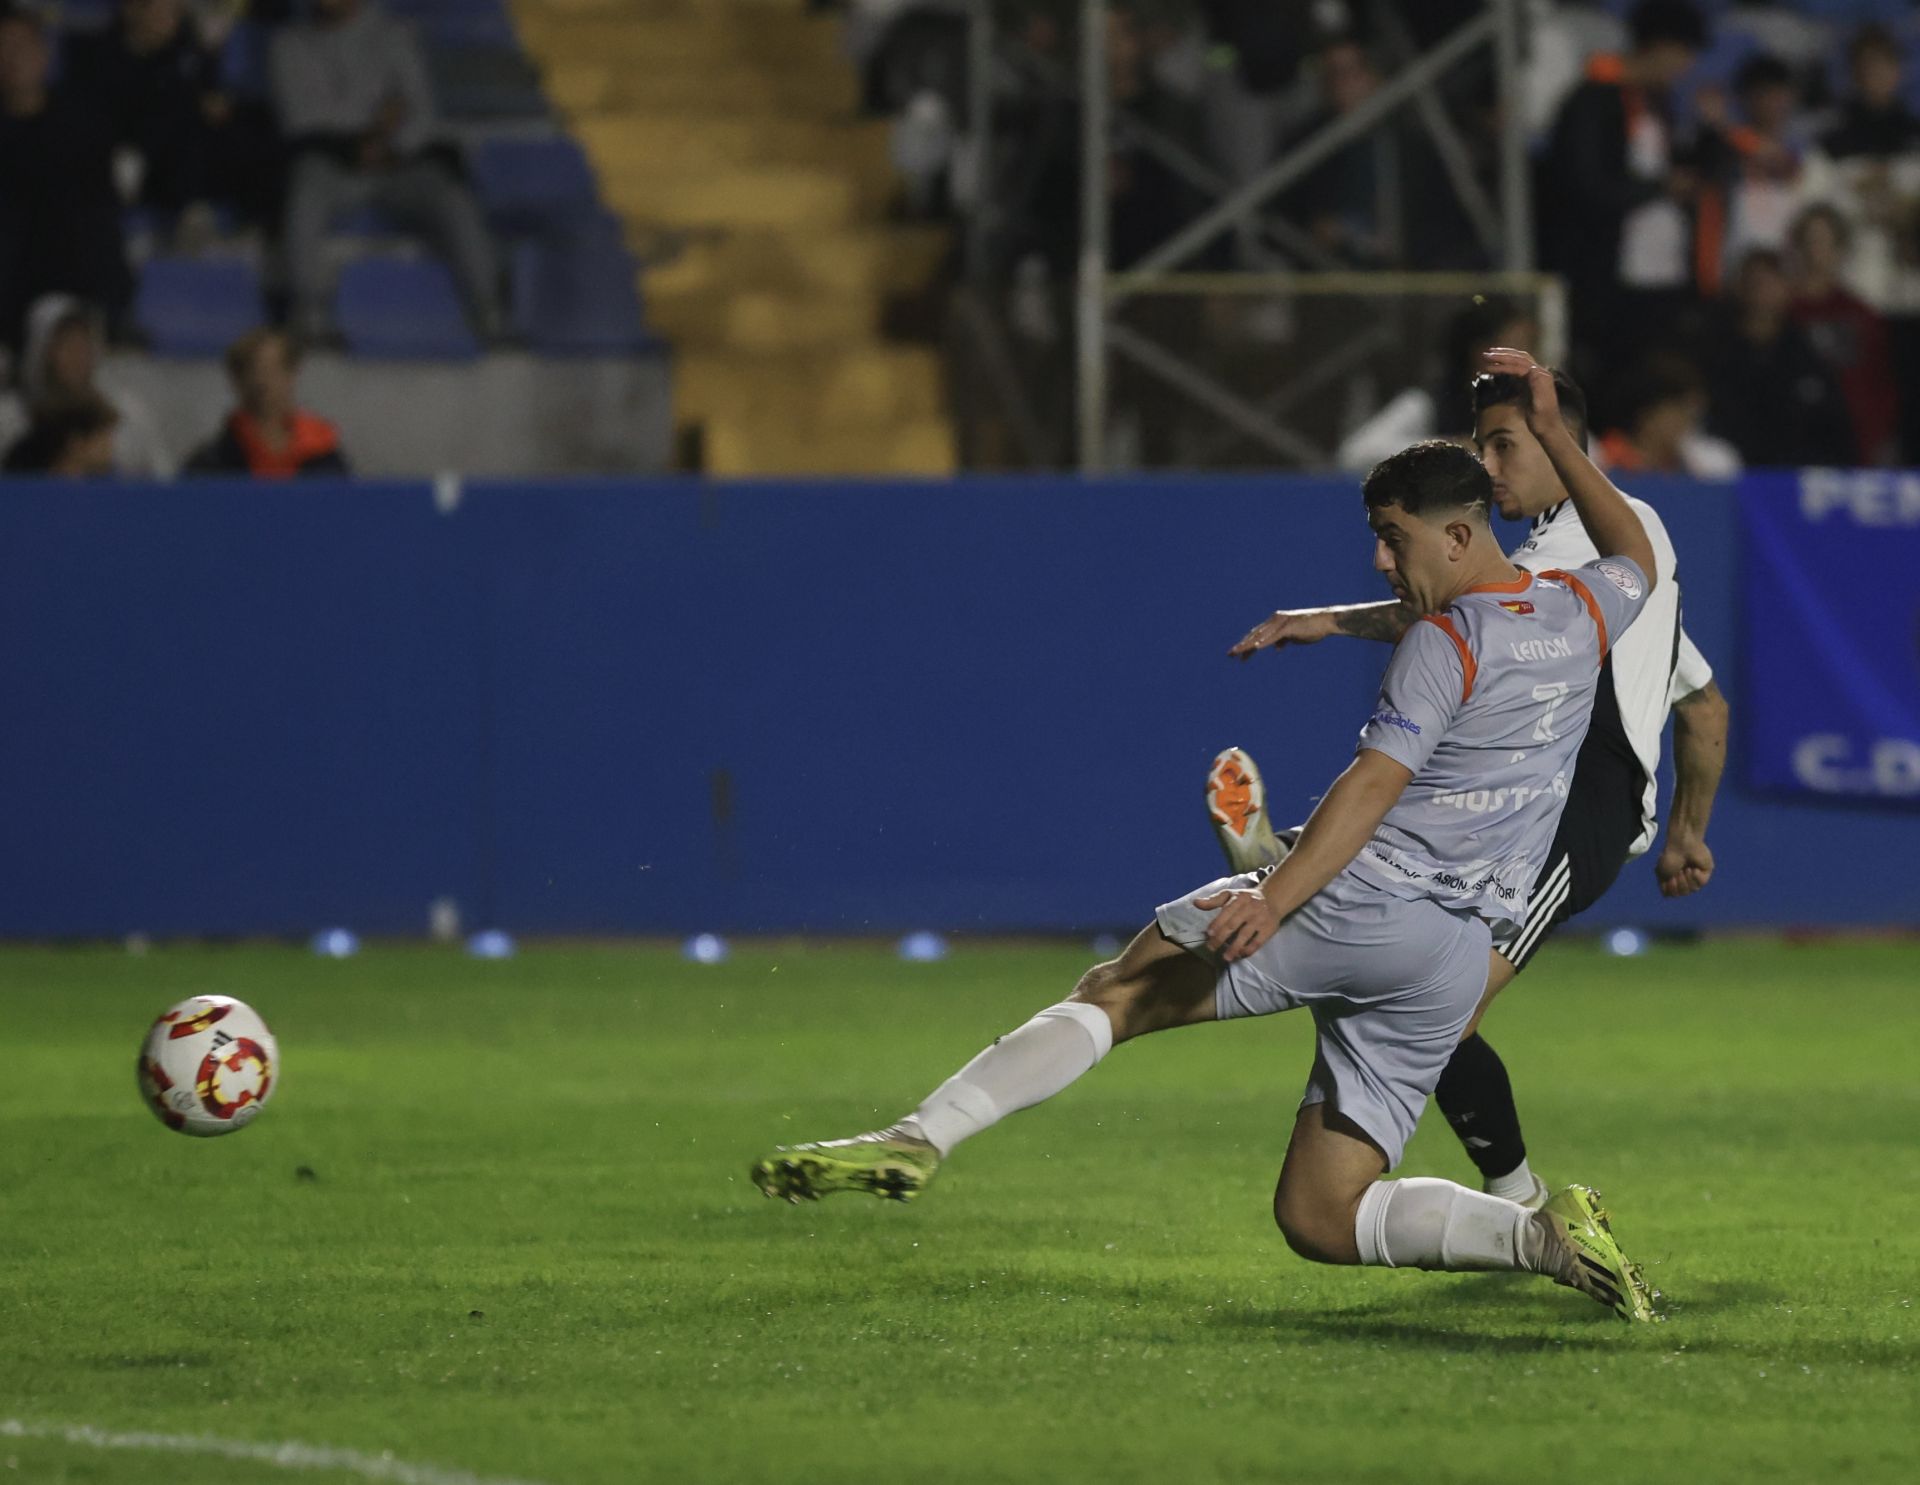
xmin=1497 ymin=599 xmax=1535 ymax=615
xmin=1596 ymin=561 xmax=1644 ymax=599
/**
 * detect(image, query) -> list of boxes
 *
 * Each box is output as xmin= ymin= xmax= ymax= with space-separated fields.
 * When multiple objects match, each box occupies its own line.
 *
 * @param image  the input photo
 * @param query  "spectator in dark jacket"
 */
xmin=186 ymin=329 xmax=350 ymax=478
xmin=1704 ymin=248 xmax=1856 ymax=467
xmin=1537 ymin=0 xmax=1707 ymax=369
xmin=62 ymin=0 xmax=221 ymax=215
xmin=61 ymin=0 xmax=282 ymax=230
xmin=1 ymin=393 xmax=120 ymax=476
xmin=1820 ymin=24 xmax=1920 ymax=161
xmin=0 ymin=8 xmax=134 ymax=353
xmin=1789 ymin=204 xmax=1898 ymax=464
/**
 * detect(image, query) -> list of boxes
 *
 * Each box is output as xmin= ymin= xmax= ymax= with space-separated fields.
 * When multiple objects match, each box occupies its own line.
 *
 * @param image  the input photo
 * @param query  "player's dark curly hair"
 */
xmin=1471 ymin=368 xmax=1589 ymax=448
xmin=1361 ymin=440 xmax=1492 ymax=520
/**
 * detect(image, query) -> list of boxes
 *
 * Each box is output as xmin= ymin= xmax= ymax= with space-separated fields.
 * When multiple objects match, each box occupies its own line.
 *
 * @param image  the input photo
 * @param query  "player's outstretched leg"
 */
xmin=1272 ymin=1104 xmax=1656 ymax=1321
xmin=750 ymin=920 xmax=1218 ymax=1204
xmin=1205 ymin=747 xmax=1290 ymax=873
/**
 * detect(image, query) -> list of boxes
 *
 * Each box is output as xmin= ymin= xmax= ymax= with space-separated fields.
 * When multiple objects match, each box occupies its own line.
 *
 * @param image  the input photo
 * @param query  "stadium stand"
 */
xmin=15 ymin=0 xmax=1920 ymax=476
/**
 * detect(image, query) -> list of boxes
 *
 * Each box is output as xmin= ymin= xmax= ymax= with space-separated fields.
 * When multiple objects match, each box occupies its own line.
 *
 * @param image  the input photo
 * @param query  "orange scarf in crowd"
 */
xmin=228 ymin=409 xmax=341 ymax=478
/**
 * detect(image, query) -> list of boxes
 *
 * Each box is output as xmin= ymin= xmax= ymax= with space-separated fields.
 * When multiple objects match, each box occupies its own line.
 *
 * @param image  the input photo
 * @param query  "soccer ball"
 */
xmin=136 ymin=995 xmax=279 ymax=1137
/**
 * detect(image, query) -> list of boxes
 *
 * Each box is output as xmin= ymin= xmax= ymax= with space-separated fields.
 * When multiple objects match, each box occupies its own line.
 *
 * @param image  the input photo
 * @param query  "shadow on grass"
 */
xmin=1207 ymin=1276 xmax=1917 ymax=1368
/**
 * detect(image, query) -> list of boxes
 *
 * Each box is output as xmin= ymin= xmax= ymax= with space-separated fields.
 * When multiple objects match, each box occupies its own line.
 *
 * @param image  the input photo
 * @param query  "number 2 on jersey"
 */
xmin=1531 ymin=682 xmax=1570 ymax=742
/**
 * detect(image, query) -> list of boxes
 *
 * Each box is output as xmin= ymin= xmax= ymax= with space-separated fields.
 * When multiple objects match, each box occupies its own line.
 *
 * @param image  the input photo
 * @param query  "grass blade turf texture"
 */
xmin=1 ymin=941 xmax=1915 ymax=1484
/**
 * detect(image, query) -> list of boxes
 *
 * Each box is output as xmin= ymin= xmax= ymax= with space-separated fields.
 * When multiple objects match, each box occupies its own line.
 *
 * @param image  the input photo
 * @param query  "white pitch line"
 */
xmin=0 ymin=1418 xmax=556 ymax=1485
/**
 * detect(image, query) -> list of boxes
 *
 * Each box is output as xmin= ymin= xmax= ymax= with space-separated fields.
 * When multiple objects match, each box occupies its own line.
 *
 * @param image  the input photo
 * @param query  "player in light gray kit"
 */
xmin=753 ymin=353 xmax=1660 ymax=1320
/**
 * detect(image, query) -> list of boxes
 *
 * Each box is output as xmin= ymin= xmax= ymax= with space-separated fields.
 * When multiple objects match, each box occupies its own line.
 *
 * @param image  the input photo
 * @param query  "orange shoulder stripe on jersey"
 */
xmin=1418 ymin=613 xmax=1477 ymax=704
xmin=1540 ymin=568 xmax=1609 ymax=660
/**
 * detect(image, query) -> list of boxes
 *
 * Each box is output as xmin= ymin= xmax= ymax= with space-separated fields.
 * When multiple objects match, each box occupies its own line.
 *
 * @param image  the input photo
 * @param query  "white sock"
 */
xmin=1485 ymin=1158 xmax=1538 ymax=1204
xmin=898 ymin=1001 xmax=1114 ymax=1157
xmin=1353 ymin=1177 xmax=1553 ymax=1272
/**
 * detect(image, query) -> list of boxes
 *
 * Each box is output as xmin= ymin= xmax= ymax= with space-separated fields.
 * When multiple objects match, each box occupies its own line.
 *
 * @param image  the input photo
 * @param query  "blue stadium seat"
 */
xmin=334 ymin=258 xmax=481 ymax=360
xmin=134 ymin=257 xmax=267 ymax=358
xmin=470 ymin=136 xmax=600 ymax=230
xmin=330 ymin=203 xmax=407 ymax=238
xmin=511 ymin=221 xmax=662 ymax=356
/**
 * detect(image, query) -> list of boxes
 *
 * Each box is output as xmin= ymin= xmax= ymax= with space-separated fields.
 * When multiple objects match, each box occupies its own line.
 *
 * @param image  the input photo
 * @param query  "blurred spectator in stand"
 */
xmin=0 ymin=296 xmax=171 ymax=476
xmin=271 ymin=0 xmax=504 ymax=341
xmin=1021 ymin=4 xmax=1219 ymax=274
xmin=1536 ymin=0 xmax=1707 ymax=378
xmin=1 ymin=393 xmax=120 ymax=476
xmin=186 ymin=328 xmax=350 ymax=477
xmin=1703 ymin=247 xmax=1855 ymax=466
xmin=1801 ymin=23 xmax=1920 ymax=459
xmin=62 ymin=0 xmax=283 ymax=237
xmin=1695 ymin=53 xmax=1812 ymax=289
xmin=0 ymin=8 xmax=134 ymax=353
xmin=1595 ymin=351 xmax=1740 ymax=477
xmin=1820 ymin=23 xmax=1920 ymax=162
xmin=1788 ymin=202 xmax=1898 ymax=465
xmin=1278 ymin=36 xmax=1394 ymax=268
xmin=1334 ymin=298 xmax=1541 ymax=469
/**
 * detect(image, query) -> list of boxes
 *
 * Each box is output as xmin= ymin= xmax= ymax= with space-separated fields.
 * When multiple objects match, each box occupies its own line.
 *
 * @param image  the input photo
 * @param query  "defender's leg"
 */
xmin=1269 ymin=1103 xmax=1650 ymax=1317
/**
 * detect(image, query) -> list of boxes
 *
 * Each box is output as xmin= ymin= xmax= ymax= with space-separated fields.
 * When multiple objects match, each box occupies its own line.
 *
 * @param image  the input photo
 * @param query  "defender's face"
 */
xmin=1475 ymin=407 xmax=1563 ymax=521
xmin=1369 ymin=504 xmax=1457 ymax=615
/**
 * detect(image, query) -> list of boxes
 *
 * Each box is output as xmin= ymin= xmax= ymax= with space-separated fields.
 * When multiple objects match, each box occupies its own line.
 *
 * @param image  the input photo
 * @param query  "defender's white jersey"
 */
xmin=1510 ymin=497 xmax=1714 ymax=856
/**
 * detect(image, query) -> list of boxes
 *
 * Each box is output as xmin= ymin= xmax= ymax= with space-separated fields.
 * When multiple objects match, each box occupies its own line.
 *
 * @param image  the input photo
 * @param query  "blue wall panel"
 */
xmin=0 ymin=475 xmax=1913 ymax=937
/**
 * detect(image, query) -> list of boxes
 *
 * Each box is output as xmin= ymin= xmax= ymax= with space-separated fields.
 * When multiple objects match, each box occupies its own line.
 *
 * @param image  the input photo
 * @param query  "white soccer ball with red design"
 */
xmin=136 ymin=995 xmax=279 ymax=1137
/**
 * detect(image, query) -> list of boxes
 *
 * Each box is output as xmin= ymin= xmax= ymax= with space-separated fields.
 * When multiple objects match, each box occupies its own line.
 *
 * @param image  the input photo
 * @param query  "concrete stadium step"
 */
xmin=511 ymin=0 xmax=959 ymax=477
xmin=702 ymin=413 xmax=956 ymax=478
xmin=651 ymin=287 xmax=882 ymax=354
xmin=646 ymin=226 xmax=950 ymax=303
xmin=516 ymin=13 xmax=843 ymax=70
xmin=572 ymin=114 xmax=892 ymax=176
xmin=597 ymin=165 xmax=865 ymax=231
xmin=676 ymin=347 xmax=946 ymax=428
xmin=542 ymin=59 xmax=857 ymax=117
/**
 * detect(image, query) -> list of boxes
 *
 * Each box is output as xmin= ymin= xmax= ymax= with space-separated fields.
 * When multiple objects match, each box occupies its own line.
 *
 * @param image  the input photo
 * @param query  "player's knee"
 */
xmin=1272 ymin=1185 xmax=1359 ymax=1266
xmin=1069 ymin=958 xmax=1144 ymax=1030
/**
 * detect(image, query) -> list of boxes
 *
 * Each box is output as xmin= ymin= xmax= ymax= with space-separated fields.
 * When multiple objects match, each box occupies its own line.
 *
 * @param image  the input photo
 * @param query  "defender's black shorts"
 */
xmin=1495 ymin=722 xmax=1648 ymax=973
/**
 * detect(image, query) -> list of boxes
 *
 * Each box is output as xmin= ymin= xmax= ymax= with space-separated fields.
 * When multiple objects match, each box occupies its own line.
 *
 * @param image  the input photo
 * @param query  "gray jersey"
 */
xmin=1349 ymin=556 xmax=1653 ymax=933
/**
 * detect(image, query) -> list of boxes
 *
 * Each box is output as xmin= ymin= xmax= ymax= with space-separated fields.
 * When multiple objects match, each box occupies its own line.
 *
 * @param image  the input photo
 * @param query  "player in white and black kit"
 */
xmin=1208 ymin=357 xmax=1729 ymax=1208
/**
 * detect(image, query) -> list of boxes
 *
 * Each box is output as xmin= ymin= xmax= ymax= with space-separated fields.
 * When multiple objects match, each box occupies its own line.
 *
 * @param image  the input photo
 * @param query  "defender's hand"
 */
xmin=1229 ymin=607 xmax=1338 ymax=659
xmin=1481 ymin=347 xmax=1561 ymax=435
xmin=1194 ymin=887 xmax=1281 ymax=962
xmin=1656 ymin=835 xmax=1715 ymax=897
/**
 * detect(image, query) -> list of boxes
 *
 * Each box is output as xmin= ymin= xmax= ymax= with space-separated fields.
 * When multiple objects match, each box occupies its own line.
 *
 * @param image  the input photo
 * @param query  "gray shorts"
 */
xmin=1154 ymin=868 xmax=1491 ymax=1169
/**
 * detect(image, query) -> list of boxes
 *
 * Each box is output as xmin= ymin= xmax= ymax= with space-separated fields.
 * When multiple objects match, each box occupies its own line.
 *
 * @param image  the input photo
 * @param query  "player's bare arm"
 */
xmin=1229 ymin=600 xmax=1415 ymax=658
xmin=1197 ymin=748 xmax=1412 ymax=962
xmin=1659 ymin=679 xmax=1728 ymax=897
xmin=1480 ymin=347 xmax=1657 ymax=586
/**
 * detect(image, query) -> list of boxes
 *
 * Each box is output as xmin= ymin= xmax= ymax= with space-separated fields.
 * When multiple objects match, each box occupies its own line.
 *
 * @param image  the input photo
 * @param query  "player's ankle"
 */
xmin=1485 ymin=1158 xmax=1538 ymax=1204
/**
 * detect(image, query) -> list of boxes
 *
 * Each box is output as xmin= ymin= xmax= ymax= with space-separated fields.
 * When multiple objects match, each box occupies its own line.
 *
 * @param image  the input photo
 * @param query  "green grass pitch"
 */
xmin=2 ymin=938 xmax=1916 ymax=1484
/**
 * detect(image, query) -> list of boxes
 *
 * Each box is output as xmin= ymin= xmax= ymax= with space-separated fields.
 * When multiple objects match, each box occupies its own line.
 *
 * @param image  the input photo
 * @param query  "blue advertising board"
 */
xmin=1742 ymin=470 xmax=1920 ymax=803
xmin=0 ymin=475 xmax=1914 ymax=936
